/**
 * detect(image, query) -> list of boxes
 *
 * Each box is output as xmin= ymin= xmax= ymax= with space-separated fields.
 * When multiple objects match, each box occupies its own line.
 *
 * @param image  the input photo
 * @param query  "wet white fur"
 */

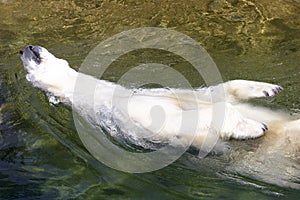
xmin=21 ymin=47 xmax=300 ymax=150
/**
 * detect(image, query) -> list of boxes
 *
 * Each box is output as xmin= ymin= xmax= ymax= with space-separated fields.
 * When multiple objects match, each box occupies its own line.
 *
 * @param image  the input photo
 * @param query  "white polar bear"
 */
xmin=19 ymin=45 xmax=300 ymax=145
xmin=20 ymin=45 xmax=300 ymax=187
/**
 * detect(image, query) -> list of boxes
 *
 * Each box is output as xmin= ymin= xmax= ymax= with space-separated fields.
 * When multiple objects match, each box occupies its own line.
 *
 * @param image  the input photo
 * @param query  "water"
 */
xmin=0 ymin=0 xmax=299 ymax=199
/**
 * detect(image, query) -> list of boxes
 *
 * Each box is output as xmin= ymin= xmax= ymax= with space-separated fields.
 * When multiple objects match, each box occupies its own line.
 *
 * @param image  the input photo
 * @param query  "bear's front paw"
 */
xmin=226 ymin=80 xmax=283 ymax=101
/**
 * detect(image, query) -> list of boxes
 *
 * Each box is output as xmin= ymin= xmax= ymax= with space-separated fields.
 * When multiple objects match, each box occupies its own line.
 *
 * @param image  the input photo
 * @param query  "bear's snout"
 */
xmin=20 ymin=45 xmax=42 ymax=64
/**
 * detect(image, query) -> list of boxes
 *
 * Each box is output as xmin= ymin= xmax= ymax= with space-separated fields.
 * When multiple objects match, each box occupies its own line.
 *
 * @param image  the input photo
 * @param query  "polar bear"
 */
xmin=20 ymin=45 xmax=300 ymax=187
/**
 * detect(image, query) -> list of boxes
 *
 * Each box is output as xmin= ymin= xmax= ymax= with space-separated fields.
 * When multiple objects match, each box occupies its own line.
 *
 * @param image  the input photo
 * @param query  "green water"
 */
xmin=0 ymin=0 xmax=299 ymax=199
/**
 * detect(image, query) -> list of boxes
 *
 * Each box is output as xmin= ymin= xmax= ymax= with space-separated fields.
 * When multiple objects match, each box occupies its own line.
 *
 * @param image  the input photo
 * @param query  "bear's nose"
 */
xmin=19 ymin=50 xmax=23 ymax=55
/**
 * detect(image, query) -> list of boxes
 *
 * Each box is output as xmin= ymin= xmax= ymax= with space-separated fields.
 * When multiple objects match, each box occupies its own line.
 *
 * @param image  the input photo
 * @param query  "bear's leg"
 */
xmin=223 ymin=80 xmax=283 ymax=102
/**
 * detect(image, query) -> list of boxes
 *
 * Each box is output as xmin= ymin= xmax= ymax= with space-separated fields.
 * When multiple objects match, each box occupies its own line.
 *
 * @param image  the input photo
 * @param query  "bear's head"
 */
xmin=20 ymin=45 xmax=77 ymax=98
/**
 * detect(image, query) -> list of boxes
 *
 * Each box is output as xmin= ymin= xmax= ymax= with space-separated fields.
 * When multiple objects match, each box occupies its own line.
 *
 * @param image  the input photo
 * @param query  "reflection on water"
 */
xmin=0 ymin=0 xmax=299 ymax=199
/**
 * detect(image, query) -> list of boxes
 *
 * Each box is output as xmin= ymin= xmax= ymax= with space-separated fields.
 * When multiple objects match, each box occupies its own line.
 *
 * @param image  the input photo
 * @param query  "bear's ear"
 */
xmin=26 ymin=74 xmax=34 ymax=82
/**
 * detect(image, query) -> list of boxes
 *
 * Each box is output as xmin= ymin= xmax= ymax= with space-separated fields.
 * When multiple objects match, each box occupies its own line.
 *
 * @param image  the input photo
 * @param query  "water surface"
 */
xmin=0 ymin=0 xmax=299 ymax=199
